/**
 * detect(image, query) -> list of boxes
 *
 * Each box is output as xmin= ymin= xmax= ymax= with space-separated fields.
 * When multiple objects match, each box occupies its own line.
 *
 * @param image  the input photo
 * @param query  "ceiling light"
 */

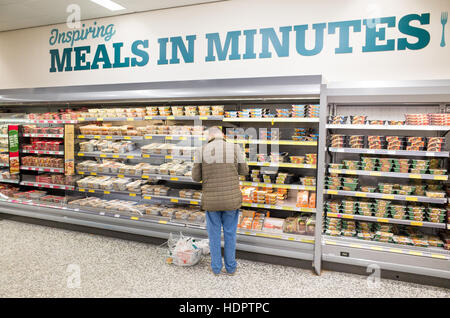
xmin=90 ymin=0 xmax=125 ymax=11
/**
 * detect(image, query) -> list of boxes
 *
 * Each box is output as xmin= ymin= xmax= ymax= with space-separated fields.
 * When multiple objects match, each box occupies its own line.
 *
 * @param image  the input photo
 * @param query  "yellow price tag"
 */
xmin=124 ymin=136 xmax=131 ymax=140
xmin=112 ymin=155 xmax=119 ymax=158
xmin=409 ymin=251 xmax=422 ymax=256
xmin=79 ymin=188 xmax=85 ymax=192
xmin=371 ymin=247 xmax=383 ymax=251
xmin=79 ymin=171 xmax=84 ymax=175
xmin=288 ymin=237 xmax=295 ymax=241
xmin=131 ymin=216 xmax=139 ymax=220
xmin=355 ymin=192 xmax=367 ymax=197
xmin=170 ymin=198 xmax=178 ymax=203
xmin=94 ymin=135 xmax=101 ymax=139
xmin=91 ymin=172 xmax=97 ymax=175
xmin=170 ymin=177 xmax=178 ymax=181
xmin=159 ymin=220 xmax=167 ymax=224
xmin=179 ymin=137 xmax=186 ymax=140
xmin=327 ymin=213 xmax=338 ymax=217
xmin=167 ymin=116 xmax=175 ymax=120
xmin=199 ymin=116 xmax=208 ymax=120
xmin=127 ymin=118 xmax=134 ymax=121
xmin=145 ymin=116 xmax=153 ymax=120
xmin=343 ymin=215 xmax=354 ymax=219
xmin=129 ymin=193 xmax=136 ymax=197
xmin=78 ymin=135 xmax=85 ymax=138
xmin=88 ymin=189 xmax=95 ymax=193
xmin=382 ymin=195 xmax=394 ymax=199
xmin=166 ymin=136 xmax=173 ymax=140
xmin=431 ymin=254 xmax=446 ymax=259
xmin=104 ymin=191 xmax=110 ymax=194
xmin=327 ymin=190 xmax=338 ymax=195
xmin=144 ymin=196 xmax=152 ymax=200
xmin=370 ymin=172 xmax=381 ymax=176
xmin=117 ymin=174 xmax=124 ymax=178
xmin=410 ymin=221 xmax=423 ymax=226
xmin=78 ymin=153 xmax=84 ymax=156
xmin=406 ymin=196 xmax=418 ymax=202
xmin=100 ymin=154 xmax=106 ymax=158
xmin=282 ymin=206 xmax=292 ymax=210
xmin=145 ymin=136 xmax=152 ymax=139
xmin=409 ymin=174 xmax=421 ymax=179
xmin=377 ymin=218 xmax=389 ymax=223
xmin=142 ymin=175 xmax=149 ymax=179
xmin=78 ymin=117 xmax=85 ymax=121
xmin=190 ymin=201 xmax=199 ymax=205
xmin=106 ymin=136 xmax=112 ymax=139
xmin=126 ymin=156 xmax=134 ymax=159
xmin=165 ymin=155 xmax=173 ymax=159
xmin=96 ymin=117 xmax=103 ymax=121
xmin=433 ymin=175 xmax=447 ymax=180
xmin=143 ymin=154 xmax=150 ymax=158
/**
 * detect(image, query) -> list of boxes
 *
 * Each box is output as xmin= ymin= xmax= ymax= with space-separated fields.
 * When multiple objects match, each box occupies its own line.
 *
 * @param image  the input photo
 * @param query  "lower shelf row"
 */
xmin=0 ymin=197 xmax=448 ymax=260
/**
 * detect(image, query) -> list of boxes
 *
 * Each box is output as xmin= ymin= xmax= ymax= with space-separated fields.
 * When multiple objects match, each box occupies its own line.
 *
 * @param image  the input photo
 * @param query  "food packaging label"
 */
xmin=8 ymin=125 xmax=20 ymax=174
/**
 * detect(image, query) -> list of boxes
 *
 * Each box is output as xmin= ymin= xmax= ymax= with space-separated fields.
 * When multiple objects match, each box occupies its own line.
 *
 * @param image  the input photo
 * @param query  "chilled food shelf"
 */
xmin=141 ymin=174 xmax=198 ymax=183
xmin=20 ymin=181 xmax=75 ymax=191
xmin=77 ymin=171 xmax=141 ymax=179
xmin=248 ymin=162 xmax=316 ymax=169
xmin=242 ymin=202 xmax=316 ymax=213
xmin=20 ymin=166 xmax=64 ymax=173
xmin=76 ymin=170 xmax=198 ymax=183
xmin=22 ymin=149 xmax=64 ymax=155
xmin=144 ymin=134 xmax=206 ymax=141
xmin=77 ymin=116 xmax=223 ymax=122
xmin=328 ymin=168 xmax=448 ymax=181
xmin=324 ymin=189 xmax=447 ymax=204
xmin=326 ymin=124 xmax=450 ymax=131
xmin=240 ymin=181 xmax=316 ymax=191
xmin=22 ymin=133 xmax=64 ymax=138
xmin=77 ymin=151 xmax=140 ymax=159
xmin=0 ymin=178 xmax=20 ymax=184
xmin=77 ymin=135 xmax=144 ymax=141
xmin=142 ymin=154 xmax=194 ymax=161
xmin=237 ymin=229 xmax=315 ymax=244
xmin=0 ymin=197 xmax=318 ymax=252
xmin=230 ymin=139 xmax=317 ymax=146
xmin=0 ymin=119 xmax=77 ymax=124
xmin=142 ymin=195 xmax=200 ymax=205
xmin=144 ymin=115 xmax=223 ymax=121
xmin=325 ymin=212 xmax=447 ymax=229
xmin=223 ymin=117 xmax=319 ymax=123
xmin=77 ymin=187 xmax=141 ymax=198
xmin=328 ymin=147 xmax=450 ymax=158
xmin=323 ymin=235 xmax=450 ymax=260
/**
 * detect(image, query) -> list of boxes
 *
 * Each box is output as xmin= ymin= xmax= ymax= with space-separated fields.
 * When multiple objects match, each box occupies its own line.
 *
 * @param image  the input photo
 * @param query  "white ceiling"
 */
xmin=0 ymin=0 xmax=226 ymax=32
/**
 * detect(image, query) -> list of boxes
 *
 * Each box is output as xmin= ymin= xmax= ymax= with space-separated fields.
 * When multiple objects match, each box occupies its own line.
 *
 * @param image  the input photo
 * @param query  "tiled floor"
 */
xmin=0 ymin=219 xmax=448 ymax=298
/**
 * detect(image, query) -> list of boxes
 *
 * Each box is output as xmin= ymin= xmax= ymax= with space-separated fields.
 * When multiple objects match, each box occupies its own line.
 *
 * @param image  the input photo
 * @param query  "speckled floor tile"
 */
xmin=0 ymin=220 xmax=448 ymax=298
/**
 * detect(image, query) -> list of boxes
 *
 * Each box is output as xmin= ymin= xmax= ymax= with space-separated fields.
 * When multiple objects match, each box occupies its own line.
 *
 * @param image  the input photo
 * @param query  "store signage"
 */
xmin=8 ymin=125 xmax=19 ymax=174
xmin=49 ymin=12 xmax=433 ymax=72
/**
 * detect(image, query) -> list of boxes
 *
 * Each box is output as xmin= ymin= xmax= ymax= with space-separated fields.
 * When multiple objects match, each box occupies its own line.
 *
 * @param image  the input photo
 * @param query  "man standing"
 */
xmin=192 ymin=126 xmax=249 ymax=275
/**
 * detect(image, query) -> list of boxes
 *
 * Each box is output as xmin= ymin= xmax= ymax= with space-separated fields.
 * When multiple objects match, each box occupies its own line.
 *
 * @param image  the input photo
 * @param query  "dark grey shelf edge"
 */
xmin=322 ymin=241 xmax=450 ymax=279
xmin=0 ymin=200 xmax=313 ymax=261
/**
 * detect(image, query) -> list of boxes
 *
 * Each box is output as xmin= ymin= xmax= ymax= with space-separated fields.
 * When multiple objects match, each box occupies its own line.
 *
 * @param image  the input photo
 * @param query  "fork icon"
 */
xmin=441 ymin=11 xmax=448 ymax=47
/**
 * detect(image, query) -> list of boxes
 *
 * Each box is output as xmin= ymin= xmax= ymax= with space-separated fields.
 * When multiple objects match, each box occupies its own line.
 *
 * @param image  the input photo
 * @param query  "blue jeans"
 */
xmin=206 ymin=210 xmax=239 ymax=274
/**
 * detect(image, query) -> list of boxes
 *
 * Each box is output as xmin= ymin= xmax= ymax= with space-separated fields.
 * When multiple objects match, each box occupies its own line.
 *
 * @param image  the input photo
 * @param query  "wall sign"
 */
xmin=49 ymin=13 xmax=433 ymax=72
xmin=0 ymin=0 xmax=448 ymax=89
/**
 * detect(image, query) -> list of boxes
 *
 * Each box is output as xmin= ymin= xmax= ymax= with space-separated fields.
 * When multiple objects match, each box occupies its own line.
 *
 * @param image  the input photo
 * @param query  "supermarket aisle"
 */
xmin=0 ymin=219 xmax=448 ymax=298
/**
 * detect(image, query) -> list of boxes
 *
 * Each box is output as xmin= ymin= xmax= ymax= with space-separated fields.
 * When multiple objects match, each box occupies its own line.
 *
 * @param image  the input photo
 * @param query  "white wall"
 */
xmin=0 ymin=0 xmax=449 ymax=89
